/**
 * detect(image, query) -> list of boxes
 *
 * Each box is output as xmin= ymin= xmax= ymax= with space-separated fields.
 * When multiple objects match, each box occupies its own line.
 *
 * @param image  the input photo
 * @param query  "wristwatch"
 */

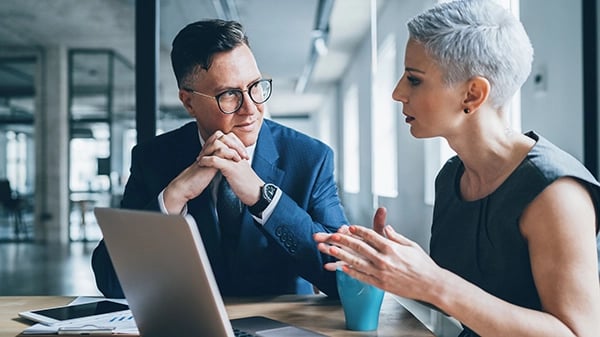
xmin=249 ymin=183 xmax=278 ymax=216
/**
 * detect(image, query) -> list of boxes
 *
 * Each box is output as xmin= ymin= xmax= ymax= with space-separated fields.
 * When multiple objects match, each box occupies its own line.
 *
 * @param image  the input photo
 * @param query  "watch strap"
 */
xmin=249 ymin=183 xmax=277 ymax=216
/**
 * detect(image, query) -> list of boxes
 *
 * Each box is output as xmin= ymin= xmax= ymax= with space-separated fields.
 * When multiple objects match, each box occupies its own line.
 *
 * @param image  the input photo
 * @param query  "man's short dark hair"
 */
xmin=171 ymin=19 xmax=250 ymax=88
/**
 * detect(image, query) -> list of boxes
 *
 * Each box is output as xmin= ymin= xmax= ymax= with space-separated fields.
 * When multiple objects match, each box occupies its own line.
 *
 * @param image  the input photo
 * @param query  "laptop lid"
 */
xmin=94 ymin=207 xmax=234 ymax=337
xmin=93 ymin=207 xmax=326 ymax=337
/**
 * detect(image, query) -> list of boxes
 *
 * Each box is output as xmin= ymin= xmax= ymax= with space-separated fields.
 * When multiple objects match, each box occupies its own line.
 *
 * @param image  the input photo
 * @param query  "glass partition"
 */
xmin=68 ymin=50 xmax=134 ymax=241
xmin=0 ymin=57 xmax=36 ymax=241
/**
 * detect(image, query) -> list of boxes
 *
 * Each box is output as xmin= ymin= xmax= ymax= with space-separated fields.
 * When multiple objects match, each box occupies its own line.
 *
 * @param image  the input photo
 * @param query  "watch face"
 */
xmin=264 ymin=183 xmax=277 ymax=200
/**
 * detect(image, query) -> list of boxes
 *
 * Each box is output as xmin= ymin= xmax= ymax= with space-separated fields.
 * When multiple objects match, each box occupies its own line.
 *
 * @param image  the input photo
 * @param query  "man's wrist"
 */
xmin=162 ymin=187 xmax=188 ymax=214
xmin=249 ymin=183 xmax=278 ymax=217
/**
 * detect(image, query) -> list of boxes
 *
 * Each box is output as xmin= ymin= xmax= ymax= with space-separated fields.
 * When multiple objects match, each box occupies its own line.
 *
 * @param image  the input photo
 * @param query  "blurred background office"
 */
xmin=0 ymin=0 xmax=598 ymax=334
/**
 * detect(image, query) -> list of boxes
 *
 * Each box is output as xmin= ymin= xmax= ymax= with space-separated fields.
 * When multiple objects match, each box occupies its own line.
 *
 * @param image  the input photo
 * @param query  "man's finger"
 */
xmin=217 ymin=132 xmax=249 ymax=160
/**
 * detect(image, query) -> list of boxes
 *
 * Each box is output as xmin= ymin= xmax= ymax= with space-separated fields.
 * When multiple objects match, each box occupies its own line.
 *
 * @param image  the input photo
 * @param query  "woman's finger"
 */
xmin=313 ymin=232 xmax=333 ymax=243
xmin=348 ymin=225 xmax=394 ymax=252
xmin=373 ymin=207 xmax=387 ymax=236
xmin=329 ymin=244 xmax=371 ymax=270
xmin=383 ymin=225 xmax=414 ymax=246
xmin=332 ymin=231 xmax=382 ymax=257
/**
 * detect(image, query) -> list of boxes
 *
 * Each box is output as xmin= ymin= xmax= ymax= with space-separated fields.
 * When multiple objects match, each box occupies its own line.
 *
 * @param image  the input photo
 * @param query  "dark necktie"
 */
xmin=217 ymin=177 xmax=243 ymax=250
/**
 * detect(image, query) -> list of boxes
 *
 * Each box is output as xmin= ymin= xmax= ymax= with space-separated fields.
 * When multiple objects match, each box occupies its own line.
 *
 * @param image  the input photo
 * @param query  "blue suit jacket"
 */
xmin=92 ymin=119 xmax=348 ymax=298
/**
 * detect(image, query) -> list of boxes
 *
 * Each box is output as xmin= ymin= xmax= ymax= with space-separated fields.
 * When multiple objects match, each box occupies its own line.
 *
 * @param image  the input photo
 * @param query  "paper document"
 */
xmin=21 ymin=297 xmax=138 ymax=335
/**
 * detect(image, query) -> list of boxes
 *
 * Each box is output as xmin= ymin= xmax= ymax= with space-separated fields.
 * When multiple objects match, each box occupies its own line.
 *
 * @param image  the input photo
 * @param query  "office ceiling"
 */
xmin=0 ymin=0 xmax=383 ymax=120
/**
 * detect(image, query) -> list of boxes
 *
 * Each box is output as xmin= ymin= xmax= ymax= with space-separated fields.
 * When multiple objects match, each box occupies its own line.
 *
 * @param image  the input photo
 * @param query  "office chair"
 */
xmin=0 ymin=179 xmax=26 ymax=239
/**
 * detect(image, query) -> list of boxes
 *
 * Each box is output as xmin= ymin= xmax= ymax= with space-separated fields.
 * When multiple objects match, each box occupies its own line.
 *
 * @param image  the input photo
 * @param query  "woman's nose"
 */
xmin=391 ymin=80 xmax=407 ymax=103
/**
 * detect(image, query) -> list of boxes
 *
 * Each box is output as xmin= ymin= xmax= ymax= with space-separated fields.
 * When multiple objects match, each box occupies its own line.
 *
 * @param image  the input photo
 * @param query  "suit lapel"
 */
xmin=252 ymin=120 xmax=285 ymax=186
xmin=235 ymin=121 xmax=286 ymax=256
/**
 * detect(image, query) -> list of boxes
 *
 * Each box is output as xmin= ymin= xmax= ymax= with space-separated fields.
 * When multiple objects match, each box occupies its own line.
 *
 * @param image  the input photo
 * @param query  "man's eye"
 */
xmin=221 ymin=90 xmax=239 ymax=98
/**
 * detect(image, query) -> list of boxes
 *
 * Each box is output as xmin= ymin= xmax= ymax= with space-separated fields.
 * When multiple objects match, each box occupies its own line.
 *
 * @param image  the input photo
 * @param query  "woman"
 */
xmin=314 ymin=0 xmax=600 ymax=336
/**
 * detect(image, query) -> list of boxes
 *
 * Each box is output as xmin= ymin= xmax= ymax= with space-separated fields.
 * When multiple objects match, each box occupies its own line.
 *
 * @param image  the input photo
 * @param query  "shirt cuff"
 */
xmin=251 ymin=187 xmax=282 ymax=225
xmin=158 ymin=189 xmax=188 ymax=215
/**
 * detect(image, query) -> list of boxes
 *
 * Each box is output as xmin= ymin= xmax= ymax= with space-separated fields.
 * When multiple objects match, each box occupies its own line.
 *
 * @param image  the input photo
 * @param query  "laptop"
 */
xmin=93 ymin=207 xmax=326 ymax=337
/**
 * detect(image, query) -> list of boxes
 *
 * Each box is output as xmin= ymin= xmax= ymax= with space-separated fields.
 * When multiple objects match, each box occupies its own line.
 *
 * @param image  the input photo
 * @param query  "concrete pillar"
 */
xmin=110 ymin=122 xmax=125 ymax=200
xmin=34 ymin=46 xmax=69 ymax=243
xmin=0 ymin=135 xmax=6 ymax=178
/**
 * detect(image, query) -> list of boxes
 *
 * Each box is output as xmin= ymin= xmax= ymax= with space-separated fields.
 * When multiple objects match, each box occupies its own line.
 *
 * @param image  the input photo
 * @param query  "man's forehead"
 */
xmin=194 ymin=47 xmax=261 ymax=88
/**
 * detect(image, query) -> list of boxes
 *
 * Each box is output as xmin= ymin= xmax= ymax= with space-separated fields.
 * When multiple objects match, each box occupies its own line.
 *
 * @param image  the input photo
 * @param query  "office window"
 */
xmin=371 ymin=34 xmax=397 ymax=198
xmin=343 ymin=84 xmax=360 ymax=194
xmin=5 ymin=131 xmax=27 ymax=193
xmin=69 ymin=124 xmax=110 ymax=192
xmin=425 ymin=0 xmax=521 ymax=205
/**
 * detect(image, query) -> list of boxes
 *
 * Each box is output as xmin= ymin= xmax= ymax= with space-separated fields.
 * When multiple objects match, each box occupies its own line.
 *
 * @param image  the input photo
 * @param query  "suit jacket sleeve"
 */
xmin=261 ymin=146 xmax=347 ymax=297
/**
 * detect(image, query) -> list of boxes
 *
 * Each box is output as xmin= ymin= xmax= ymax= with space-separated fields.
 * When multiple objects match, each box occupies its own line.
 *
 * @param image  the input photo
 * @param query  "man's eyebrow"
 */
xmin=405 ymin=67 xmax=425 ymax=74
xmin=212 ymin=77 xmax=263 ymax=92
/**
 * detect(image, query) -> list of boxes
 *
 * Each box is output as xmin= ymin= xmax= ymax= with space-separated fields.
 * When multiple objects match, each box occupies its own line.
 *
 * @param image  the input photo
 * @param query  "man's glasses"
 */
xmin=183 ymin=78 xmax=272 ymax=114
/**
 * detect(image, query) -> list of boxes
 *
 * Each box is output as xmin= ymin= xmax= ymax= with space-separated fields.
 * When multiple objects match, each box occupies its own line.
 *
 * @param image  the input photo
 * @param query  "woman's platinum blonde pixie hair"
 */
xmin=407 ymin=0 xmax=533 ymax=109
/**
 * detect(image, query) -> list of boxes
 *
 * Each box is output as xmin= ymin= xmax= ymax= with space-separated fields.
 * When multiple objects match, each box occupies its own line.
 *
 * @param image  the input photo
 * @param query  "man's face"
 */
xmin=179 ymin=44 xmax=266 ymax=147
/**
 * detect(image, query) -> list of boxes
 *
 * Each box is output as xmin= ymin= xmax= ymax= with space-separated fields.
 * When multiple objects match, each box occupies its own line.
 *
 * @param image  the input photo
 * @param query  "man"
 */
xmin=92 ymin=19 xmax=347 ymax=298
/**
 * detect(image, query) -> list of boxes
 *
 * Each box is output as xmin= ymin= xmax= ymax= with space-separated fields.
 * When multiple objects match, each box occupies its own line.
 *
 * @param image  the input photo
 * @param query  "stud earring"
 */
xmin=463 ymin=108 xmax=470 ymax=114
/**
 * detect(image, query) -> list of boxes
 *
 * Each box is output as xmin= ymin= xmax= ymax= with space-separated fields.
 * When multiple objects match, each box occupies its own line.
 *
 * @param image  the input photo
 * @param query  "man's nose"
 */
xmin=235 ymin=91 xmax=258 ymax=115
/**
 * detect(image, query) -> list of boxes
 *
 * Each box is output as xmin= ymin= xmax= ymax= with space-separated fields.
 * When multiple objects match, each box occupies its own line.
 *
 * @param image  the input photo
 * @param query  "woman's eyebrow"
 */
xmin=405 ymin=67 xmax=425 ymax=74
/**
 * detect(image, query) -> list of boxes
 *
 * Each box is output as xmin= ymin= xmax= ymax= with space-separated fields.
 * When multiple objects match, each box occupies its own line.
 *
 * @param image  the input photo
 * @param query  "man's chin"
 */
xmin=235 ymin=131 xmax=259 ymax=147
xmin=235 ymin=120 xmax=262 ymax=147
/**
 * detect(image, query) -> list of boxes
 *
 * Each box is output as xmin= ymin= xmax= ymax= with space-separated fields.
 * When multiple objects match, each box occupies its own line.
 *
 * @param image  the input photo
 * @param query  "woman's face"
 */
xmin=393 ymin=39 xmax=466 ymax=139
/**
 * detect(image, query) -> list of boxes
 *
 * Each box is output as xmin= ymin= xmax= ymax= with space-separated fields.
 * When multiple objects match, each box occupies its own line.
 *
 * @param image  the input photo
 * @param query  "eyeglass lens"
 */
xmin=218 ymin=79 xmax=272 ymax=114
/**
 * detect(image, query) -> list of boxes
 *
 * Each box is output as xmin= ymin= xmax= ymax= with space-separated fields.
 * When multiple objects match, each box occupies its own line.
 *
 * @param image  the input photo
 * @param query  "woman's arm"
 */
xmin=315 ymin=178 xmax=600 ymax=336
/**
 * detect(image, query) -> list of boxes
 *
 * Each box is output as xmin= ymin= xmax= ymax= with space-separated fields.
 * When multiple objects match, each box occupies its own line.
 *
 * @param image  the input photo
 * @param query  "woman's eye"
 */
xmin=407 ymin=76 xmax=421 ymax=86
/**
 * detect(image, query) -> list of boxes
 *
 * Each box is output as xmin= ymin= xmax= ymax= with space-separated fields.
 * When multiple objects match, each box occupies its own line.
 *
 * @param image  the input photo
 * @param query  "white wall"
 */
xmin=338 ymin=35 xmax=375 ymax=228
xmin=336 ymin=0 xmax=435 ymax=249
xmin=520 ymin=0 xmax=583 ymax=159
xmin=376 ymin=0 xmax=436 ymax=250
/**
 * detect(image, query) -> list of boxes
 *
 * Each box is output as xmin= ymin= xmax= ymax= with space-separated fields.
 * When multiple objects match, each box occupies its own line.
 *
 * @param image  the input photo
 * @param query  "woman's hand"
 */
xmin=314 ymin=210 xmax=444 ymax=303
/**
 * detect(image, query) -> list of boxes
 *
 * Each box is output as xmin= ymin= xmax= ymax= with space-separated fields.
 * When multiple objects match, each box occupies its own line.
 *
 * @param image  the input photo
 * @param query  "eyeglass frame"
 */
xmin=182 ymin=78 xmax=273 ymax=114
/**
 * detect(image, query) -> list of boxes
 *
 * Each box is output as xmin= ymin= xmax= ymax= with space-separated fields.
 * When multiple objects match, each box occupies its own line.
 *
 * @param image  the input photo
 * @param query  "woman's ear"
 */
xmin=463 ymin=76 xmax=490 ymax=113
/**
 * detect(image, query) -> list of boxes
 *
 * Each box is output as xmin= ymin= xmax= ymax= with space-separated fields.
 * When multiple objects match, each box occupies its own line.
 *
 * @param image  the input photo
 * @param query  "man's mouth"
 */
xmin=235 ymin=119 xmax=256 ymax=131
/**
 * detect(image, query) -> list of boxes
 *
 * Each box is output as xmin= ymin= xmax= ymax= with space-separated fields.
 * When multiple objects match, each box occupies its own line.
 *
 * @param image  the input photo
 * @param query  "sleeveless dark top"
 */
xmin=430 ymin=131 xmax=600 ymax=337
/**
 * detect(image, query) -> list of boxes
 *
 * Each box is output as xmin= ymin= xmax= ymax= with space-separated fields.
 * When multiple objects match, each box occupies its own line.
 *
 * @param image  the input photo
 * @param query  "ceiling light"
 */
xmin=295 ymin=0 xmax=334 ymax=93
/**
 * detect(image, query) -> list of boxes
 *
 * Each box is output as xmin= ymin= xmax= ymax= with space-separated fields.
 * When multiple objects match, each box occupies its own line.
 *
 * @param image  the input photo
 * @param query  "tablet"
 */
xmin=19 ymin=300 xmax=130 ymax=325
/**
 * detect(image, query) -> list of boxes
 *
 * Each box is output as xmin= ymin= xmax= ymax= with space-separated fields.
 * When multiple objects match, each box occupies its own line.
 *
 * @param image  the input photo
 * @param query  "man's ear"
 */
xmin=179 ymin=89 xmax=195 ymax=117
xmin=463 ymin=76 xmax=490 ymax=112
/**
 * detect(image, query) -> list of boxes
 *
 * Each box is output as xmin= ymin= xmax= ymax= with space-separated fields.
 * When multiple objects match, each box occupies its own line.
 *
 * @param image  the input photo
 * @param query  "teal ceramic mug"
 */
xmin=336 ymin=268 xmax=385 ymax=331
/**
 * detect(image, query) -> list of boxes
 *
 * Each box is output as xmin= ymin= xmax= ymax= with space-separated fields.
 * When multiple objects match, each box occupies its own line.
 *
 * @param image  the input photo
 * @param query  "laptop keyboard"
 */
xmin=233 ymin=327 xmax=256 ymax=337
